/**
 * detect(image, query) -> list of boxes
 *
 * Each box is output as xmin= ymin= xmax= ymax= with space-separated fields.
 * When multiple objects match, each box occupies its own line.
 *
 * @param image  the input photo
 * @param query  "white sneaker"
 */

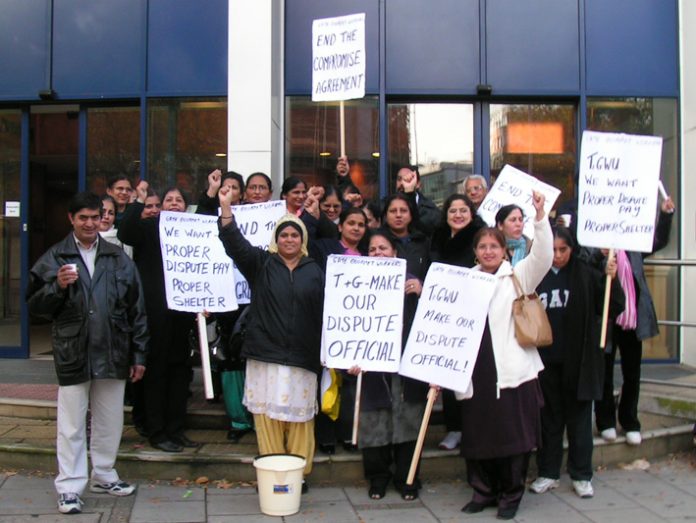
xmin=90 ymin=480 xmax=136 ymax=496
xmin=438 ymin=431 xmax=462 ymax=450
xmin=601 ymin=428 xmax=617 ymax=442
xmin=529 ymin=477 xmax=560 ymax=494
xmin=57 ymin=493 xmax=83 ymax=514
xmin=572 ymin=480 xmax=594 ymax=498
xmin=626 ymin=431 xmax=642 ymax=446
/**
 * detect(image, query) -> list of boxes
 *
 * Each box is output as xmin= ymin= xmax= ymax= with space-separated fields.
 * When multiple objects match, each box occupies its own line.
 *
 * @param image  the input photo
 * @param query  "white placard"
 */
xmin=312 ymin=13 xmax=366 ymax=102
xmin=5 ymin=201 xmax=20 ymax=217
xmin=322 ymin=255 xmax=406 ymax=372
xmin=399 ymin=263 xmax=496 ymax=393
xmin=159 ymin=211 xmax=238 ymax=313
xmin=576 ymin=131 xmax=662 ymax=252
xmin=228 ymin=200 xmax=287 ymax=304
xmin=478 ymin=165 xmax=561 ymax=239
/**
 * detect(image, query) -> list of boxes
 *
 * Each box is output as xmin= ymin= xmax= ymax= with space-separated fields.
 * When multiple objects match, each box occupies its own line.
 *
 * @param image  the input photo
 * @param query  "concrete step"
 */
xmin=0 ymin=409 xmax=693 ymax=485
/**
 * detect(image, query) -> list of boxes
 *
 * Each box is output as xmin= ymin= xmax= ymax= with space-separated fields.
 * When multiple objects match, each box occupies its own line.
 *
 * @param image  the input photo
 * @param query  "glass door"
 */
xmin=0 ymin=109 xmax=23 ymax=356
xmin=28 ymin=105 xmax=79 ymax=357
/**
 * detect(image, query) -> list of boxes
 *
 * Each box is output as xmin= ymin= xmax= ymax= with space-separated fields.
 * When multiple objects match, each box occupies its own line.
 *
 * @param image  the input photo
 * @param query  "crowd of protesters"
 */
xmin=35 ymin=157 xmax=678 ymax=519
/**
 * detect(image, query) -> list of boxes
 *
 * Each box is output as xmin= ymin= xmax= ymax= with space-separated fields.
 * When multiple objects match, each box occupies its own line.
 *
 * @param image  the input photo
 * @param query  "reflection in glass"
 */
xmin=388 ymin=103 xmax=474 ymax=207
xmin=587 ymin=98 xmax=679 ymax=259
xmin=0 ymin=110 xmax=21 ymax=346
xmin=285 ymin=97 xmax=379 ymax=201
xmin=642 ymin=264 xmax=679 ymax=360
xmin=87 ymin=106 xmax=140 ymax=195
xmin=489 ymin=104 xmax=576 ymax=210
xmin=148 ymin=98 xmax=227 ymax=201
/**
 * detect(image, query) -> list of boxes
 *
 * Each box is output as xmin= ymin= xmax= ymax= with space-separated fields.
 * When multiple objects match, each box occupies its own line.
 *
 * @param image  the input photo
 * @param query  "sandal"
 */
xmin=368 ymin=485 xmax=386 ymax=500
xmin=401 ymin=489 xmax=418 ymax=501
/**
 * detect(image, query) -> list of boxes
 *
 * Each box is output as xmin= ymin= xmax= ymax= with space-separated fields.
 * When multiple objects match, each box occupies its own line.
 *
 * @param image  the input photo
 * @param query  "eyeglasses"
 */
xmin=247 ymin=185 xmax=269 ymax=192
xmin=466 ymin=185 xmax=483 ymax=193
xmin=321 ymin=204 xmax=342 ymax=210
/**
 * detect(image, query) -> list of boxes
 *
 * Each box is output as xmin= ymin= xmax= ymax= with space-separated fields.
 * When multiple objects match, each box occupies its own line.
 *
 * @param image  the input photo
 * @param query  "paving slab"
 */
xmin=129 ymin=499 xmax=206 ymax=523
xmin=206 ymin=492 xmax=260 ymax=515
xmin=285 ymin=499 xmax=358 ymax=522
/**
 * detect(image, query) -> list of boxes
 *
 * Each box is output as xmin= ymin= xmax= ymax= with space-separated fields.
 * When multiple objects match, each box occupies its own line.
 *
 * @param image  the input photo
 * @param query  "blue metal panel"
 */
xmin=285 ymin=0 xmax=379 ymax=95
xmin=585 ymin=0 xmax=678 ymax=96
xmin=385 ymin=0 xmax=479 ymax=94
xmin=0 ymin=0 xmax=51 ymax=101
xmin=486 ymin=0 xmax=580 ymax=95
xmin=52 ymin=0 xmax=143 ymax=97
xmin=148 ymin=0 xmax=227 ymax=95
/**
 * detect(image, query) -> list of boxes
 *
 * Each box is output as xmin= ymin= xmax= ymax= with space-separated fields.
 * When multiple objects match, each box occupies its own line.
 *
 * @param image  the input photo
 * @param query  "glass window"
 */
xmin=489 ymin=103 xmax=577 ymax=210
xmin=87 ymin=106 xmax=140 ymax=195
xmin=388 ymin=103 xmax=474 ymax=207
xmin=285 ymin=97 xmax=380 ymax=202
xmin=0 ymin=109 xmax=22 ymax=347
xmin=148 ymin=98 xmax=227 ymax=203
xmin=587 ymin=97 xmax=680 ymax=360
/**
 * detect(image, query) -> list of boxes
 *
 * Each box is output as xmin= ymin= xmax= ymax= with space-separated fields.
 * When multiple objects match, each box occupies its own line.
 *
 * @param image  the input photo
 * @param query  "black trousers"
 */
xmin=362 ymin=441 xmax=420 ymax=493
xmin=595 ymin=326 xmax=642 ymax=432
xmin=441 ymin=389 xmax=462 ymax=432
xmin=536 ymin=363 xmax=593 ymax=481
xmin=466 ymin=452 xmax=530 ymax=511
xmin=145 ymin=315 xmax=192 ymax=444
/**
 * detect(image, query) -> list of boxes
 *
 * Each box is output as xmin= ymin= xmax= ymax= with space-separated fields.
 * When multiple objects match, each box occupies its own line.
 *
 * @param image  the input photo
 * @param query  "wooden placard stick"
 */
xmin=406 ymin=387 xmax=438 ymax=485
xmin=599 ymin=248 xmax=615 ymax=349
xmin=197 ymin=312 xmax=215 ymax=400
xmin=351 ymin=371 xmax=363 ymax=445
xmin=339 ymin=100 xmax=346 ymax=158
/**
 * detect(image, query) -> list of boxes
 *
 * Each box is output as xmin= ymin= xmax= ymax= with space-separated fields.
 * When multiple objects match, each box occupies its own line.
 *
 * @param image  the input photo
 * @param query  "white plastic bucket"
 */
xmin=253 ymin=453 xmax=306 ymax=516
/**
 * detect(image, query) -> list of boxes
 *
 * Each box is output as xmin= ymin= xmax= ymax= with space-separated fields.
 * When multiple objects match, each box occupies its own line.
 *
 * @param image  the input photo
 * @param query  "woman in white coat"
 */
xmin=458 ymin=191 xmax=553 ymax=520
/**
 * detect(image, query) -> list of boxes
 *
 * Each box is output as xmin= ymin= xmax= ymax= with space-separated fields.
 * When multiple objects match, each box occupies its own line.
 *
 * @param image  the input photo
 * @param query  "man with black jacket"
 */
xmin=27 ymin=192 xmax=148 ymax=515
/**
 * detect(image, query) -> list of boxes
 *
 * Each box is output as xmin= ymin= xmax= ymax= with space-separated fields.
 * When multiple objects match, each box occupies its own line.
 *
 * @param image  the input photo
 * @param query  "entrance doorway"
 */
xmin=28 ymin=105 xmax=79 ymax=357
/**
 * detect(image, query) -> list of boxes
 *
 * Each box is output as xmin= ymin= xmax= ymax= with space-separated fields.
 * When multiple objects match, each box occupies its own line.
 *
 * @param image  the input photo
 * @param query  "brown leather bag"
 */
xmin=510 ymin=271 xmax=553 ymax=348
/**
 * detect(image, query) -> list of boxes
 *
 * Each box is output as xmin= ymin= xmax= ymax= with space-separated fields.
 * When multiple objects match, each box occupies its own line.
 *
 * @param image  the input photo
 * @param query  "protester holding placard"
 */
xmin=308 ymin=206 xmax=369 ymax=454
xmin=380 ymin=193 xmax=431 ymax=283
xmin=593 ymin=196 xmax=675 ymax=446
xmin=195 ymin=169 xmax=253 ymax=442
xmin=347 ymin=231 xmax=428 ymax=502
xmin=457 ymin=191 xmax=552 ymax=521
xmin=218 ymin=186 xmax=325 ymax=491
xmin=117 ymin=183 xmax=197 ymax=453
xmin=530 ymin=227 xmax=624 ymax=499
xmin=430 ymin=194 xmax=486 ymax=450
xmin=495 ymin=204 xmax=531 ymax=267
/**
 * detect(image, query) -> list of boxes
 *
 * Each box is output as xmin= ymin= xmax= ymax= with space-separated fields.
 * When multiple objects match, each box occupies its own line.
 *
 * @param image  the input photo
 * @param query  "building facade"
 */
xmin=1 ymin=0 xmax=694 ymax=365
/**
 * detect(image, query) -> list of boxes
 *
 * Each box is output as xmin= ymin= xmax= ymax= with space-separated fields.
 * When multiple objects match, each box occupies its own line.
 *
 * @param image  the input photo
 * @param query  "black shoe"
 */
xmin=134 ymin=425 xmax=150 ymax=438
xmin=301 ymin=480 xmax=308 ymax=494
xmin=318 ymin=443 xmax=335 ymax=455
xmin=342 ymin=441 xmax=359 ymax=452
xmin=462 ymin=500 xmax=496 ymax=513
xmin=151 ymin=440 xmax=183 ymax=453
xmin=497 ymin=506 xmax=518 ymax=520
xmin=171 ymin=434 xmax=200 ymax=448
xmin=368 ymin=484 xmax=386 ymax=500
xmin=227 ymin=428 xmax=251 ymax=443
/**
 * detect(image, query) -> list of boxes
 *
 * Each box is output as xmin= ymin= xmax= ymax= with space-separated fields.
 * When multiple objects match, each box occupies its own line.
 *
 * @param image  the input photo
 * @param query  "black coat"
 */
xmin=218 ymin=218 xmax=325 ymax=374
xmin=379 ymin=227 xmax=431 ymax=282
xmin=537 ymin=256 xmax=625 ymax=400
xmin=430 ymin=216 xmax=487 ymax=268
xmin=26 ymin=235 xmax=148 ymax=386
xmin=117 ymin=202 xmax=194 ymax=362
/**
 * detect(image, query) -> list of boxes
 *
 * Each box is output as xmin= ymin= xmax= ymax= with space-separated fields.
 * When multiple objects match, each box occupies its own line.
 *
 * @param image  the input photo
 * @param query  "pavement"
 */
xmin=1 ymin=451 xmax=696 ymax=522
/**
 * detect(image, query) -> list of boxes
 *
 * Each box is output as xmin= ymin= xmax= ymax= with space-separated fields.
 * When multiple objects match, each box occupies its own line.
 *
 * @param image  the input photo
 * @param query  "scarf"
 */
xmin=507 ymin=237 xmax=527 ymax=267
xmin=615 ymin=249 xmax=637 ymax=330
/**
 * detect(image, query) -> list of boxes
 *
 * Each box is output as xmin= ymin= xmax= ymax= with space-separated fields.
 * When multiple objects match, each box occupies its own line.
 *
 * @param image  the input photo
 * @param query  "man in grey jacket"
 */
xmin=27 ymin=191 xmax=148 ymax=515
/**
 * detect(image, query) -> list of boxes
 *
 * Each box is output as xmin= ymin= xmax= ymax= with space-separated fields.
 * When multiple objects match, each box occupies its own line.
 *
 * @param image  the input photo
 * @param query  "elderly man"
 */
xmin=27 ymin=191 xmax=148 ymax=515
xmin=463 ymin=174 xmax=488 ymax=210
